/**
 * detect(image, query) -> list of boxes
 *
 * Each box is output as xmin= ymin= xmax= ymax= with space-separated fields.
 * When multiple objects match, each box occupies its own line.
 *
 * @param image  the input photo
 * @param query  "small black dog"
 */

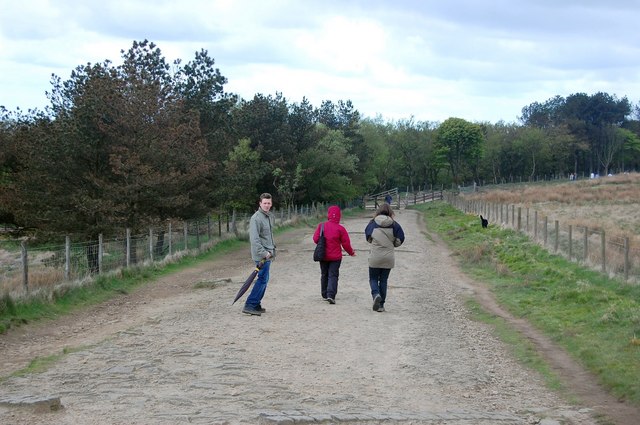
xmin=480 ymin=215 xmax=488 ymax=228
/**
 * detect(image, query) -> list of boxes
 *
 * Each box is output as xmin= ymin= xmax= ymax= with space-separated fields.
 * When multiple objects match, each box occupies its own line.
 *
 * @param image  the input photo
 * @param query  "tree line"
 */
xmin=1 ymin=39 xmax=640 ymax=242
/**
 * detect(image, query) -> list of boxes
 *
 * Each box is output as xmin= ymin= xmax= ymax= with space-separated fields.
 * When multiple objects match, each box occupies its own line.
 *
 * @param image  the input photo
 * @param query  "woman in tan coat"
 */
xmin=364 ymin=204 xmax=405 ymax=312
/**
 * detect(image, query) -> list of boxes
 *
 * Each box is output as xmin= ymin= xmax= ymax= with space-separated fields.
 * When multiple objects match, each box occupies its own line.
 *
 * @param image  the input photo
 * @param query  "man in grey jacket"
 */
xmin=244 ymin=193 xmax=276 ymax=316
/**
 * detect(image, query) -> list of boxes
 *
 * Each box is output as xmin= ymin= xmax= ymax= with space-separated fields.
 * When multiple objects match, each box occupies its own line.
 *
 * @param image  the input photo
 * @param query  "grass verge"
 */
xmin=414 ymin=201 xmax=640 ymax=405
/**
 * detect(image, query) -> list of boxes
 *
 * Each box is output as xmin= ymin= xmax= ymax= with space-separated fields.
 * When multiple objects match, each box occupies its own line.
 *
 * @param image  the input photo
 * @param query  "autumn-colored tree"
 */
xmin=175 ymin=49 xmax=237 ymax=208
xmin=3 ymin=41 xmax=213 ymax=268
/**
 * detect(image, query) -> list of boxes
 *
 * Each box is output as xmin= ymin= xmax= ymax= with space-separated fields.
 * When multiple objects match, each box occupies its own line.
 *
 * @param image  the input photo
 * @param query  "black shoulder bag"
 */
xmin=313 ymin=223 xmax=326 ymax=261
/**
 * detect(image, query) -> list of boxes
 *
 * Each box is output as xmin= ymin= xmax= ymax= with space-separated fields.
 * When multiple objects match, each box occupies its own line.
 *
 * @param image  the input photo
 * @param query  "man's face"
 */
xmin=259 ymin=198 xmax=272 ymax=212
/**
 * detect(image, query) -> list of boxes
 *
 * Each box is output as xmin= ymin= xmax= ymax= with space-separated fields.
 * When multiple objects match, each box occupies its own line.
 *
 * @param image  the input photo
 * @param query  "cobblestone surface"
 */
xmin=0 ymin=210 xmax=602 ymax=424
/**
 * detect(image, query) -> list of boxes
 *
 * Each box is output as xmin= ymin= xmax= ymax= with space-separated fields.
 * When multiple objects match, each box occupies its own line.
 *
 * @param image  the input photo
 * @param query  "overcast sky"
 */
xmin=1 ymin=0 xmax=639 ymax=123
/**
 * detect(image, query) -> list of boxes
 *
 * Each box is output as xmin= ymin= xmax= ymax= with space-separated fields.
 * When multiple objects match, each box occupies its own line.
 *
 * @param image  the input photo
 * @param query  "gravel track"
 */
xmin=0 ymin=209 xmax=632 ymax=424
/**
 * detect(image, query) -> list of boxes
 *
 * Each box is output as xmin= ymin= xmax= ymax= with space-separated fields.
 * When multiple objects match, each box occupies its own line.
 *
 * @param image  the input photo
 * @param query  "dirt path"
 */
xmin=0 ymin=209 xmax=637 ymax=424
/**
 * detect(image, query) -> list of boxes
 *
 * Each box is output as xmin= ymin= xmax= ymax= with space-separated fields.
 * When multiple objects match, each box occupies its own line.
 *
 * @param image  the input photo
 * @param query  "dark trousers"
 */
xmin=369 ymin=267 xmax=391 ymax=306
xmin=319 ymin=260 xmax=342 ymax=299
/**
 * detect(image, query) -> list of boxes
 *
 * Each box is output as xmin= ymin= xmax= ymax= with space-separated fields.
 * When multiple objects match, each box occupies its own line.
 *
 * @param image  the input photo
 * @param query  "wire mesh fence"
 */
xmin=0 ymin=204 xmax=331 ymax=299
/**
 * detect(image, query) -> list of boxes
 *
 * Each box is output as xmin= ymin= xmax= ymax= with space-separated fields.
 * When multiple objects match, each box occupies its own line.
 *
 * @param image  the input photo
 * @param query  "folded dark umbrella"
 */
xmin=231 ymin=259 xmax=266 ymax=305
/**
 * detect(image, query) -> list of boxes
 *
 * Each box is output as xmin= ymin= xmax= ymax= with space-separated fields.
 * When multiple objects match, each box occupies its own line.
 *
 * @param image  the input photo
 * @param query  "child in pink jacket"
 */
xmin=312 ymin=206 xmax=356 ymax=303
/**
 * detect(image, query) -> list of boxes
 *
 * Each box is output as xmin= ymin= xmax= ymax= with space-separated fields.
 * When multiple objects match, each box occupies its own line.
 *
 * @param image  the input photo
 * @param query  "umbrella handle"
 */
xmin=251 ymin=260 xmax=265 ymax=273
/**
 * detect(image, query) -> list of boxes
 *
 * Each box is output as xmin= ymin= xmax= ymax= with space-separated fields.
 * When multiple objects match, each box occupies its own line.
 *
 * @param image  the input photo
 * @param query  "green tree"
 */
xmin=613 ymin=128 xmax=640 ymax=173
xmin=358 ymin=117 xmax=392 ymax=192
xmin=388 ymin=118 xmax=440 ymax=191
xmin=217 ymin=138 xmax=264 ymax=209
xmin=300 ymin=126 xmax=358 ymax=202
xmin=390 ymin=119 xmax=421 ymax=191
xmin=233 ymin=93 xmax=295 ymax=199
xmin=435 ymin=118 xmax=484 ymax=185
xmin=215 ymin=138 xmax=264 ymax=232
xmin=479 ymin=121 xmax=514 ymax=184
xmin=523 ymin=92 xmax=631 ymax=176
xmin=413 ymin=121 xmax=443 ymax=189
xmin=272 ymin=164 xmax=303 ymax=209
xmin=514 ymin=126 xmax=549 ymax=180
xmin=289 ymin=97 xmax=319 ymax=153
xmin=315 ymin=99 xmax=370 ymax=194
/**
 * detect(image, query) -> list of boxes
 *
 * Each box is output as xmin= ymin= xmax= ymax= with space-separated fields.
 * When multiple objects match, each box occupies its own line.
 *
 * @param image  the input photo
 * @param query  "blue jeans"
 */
xmin=245 ymin=260 xmax=271 ymax=309
xmin=319 ymin=260 xmax=341 ymax=299
xmin=369 ymin=268 xmax=391 ymax=306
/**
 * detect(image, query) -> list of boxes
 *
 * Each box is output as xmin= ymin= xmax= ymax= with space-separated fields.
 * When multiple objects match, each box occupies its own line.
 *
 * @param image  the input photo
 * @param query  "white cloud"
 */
xmin=1 ymin=0 xmax=639 ymax=122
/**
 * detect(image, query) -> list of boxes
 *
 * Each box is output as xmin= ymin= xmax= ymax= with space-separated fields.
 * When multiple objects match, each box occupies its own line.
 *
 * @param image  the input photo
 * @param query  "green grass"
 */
xmin=8 ymin=345 xmax=91 ymax=378
xmin=414 ymin=201 xmax=640 ymax=405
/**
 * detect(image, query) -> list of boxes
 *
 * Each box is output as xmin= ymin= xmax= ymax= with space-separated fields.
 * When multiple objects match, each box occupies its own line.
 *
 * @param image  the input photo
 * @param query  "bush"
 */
xmin=0 ymin=293 xmax=16 ymax=316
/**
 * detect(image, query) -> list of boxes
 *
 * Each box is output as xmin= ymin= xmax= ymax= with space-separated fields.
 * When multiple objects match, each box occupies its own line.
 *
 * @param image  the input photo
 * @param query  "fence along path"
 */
xmin=363 ymin=187 xmax=443 ymax=210
xmin=445 ymin=192 xmax=639 ymax=283
xmin=0 ymin=204 xmax=328 ymax=299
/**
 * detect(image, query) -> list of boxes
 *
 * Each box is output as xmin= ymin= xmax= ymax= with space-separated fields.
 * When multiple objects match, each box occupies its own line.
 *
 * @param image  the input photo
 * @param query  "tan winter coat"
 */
xmin=365 ymin=214 xmax=405 ymax=269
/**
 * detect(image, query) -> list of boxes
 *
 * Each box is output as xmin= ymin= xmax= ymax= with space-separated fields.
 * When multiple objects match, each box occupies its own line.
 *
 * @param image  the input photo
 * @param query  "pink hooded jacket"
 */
xmin=312 ymin=206 xmax=355 ymax=261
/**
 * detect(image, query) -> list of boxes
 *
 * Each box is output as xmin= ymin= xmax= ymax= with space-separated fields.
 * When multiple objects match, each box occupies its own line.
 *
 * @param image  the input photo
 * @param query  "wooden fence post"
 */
xmin=554 ymin=220 xmax=559 ymax=252
xmin=568 ymin=225 xmax=572 ymax=260
xmin=168 ymin=222 xmax=173 ymax=256
xmin=98 ymin=233 xmax=103 ymax=274
xmin=543 ymin=216 xmax=548 ymax=245
xmin=65 ymin=235 xmax=71 ymax=281
xmin=583 ymin=227 xmax=588 ymax=262
xmin=600 ymin=231 xmax=606 ymax=273
xmin=534 ymin=211 xmax=538 ymax=240
xmin=20 ymin=240 xmax=28 ymax=294
xmin=624 ymin=237 xmax=629 ymax=281
xmin=184 ymin=222 xmax=188 ymax=251
xmin=149 ymin=228 xmax=154 ymax=263
xmin=126 ymin=228 xmax=131 ymax=268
